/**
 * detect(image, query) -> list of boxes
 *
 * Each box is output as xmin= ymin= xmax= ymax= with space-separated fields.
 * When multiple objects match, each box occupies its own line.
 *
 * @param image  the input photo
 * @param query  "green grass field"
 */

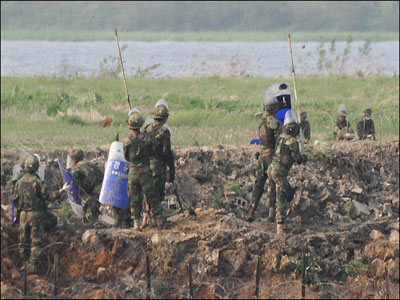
xmin=1 ymin=30 xmax=399 ymax=42
xmin=1 ymin=76 xmax=398 ymax=150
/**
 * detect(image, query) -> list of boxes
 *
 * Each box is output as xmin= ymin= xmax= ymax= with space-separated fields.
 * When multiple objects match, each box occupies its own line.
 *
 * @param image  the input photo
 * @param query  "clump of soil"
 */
xmin=1 ymin=141 xmax=399 ymax=299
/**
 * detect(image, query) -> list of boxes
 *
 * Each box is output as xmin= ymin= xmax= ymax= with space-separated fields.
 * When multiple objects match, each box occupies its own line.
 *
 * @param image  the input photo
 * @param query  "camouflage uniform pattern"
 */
xmin=123 ymin=131 xmax=161 ymax=220
xmin=333 ymin=118 xmax=354 ymax=140
xmin=13 ymin=173 xmax=51 ymax=264
xmin=145 ymin=122 xmax=175 ymax=203
xmin=70 ymin=161 xmax=103 ymax=222
xmin=251 ymin=112 xmax=282 ymax=211
xmin=300 ymin=119 xmax=311 ymax=142
xmin=267 ymin=132 xmax=303 ymax=224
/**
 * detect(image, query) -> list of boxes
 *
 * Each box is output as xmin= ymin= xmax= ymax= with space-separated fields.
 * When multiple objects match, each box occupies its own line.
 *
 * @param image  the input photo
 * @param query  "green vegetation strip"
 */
xmin=1 ymin=76 xmax=398 ymax=150
xmin=1 ymin=30 xmax=399 ymax=42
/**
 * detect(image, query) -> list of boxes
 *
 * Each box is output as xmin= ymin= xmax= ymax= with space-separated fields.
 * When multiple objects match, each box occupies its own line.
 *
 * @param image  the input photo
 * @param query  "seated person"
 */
xmin=357 ymin=108 xmax=376 ymax=140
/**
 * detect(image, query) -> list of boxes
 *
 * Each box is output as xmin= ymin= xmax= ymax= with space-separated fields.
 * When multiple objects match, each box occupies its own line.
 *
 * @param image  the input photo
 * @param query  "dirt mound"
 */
xmin=1 ymin=141 xmax=399 ymax=298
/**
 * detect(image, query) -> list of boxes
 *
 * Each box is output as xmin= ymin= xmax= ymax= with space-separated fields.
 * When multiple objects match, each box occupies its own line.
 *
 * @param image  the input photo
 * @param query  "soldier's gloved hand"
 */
xmin=301 ymin=154 xmax=308 ymax=164
xmin=255 ymin=152 xmax=260 ymax=160
xmin=60 ymin=182 xmax=72 ymax=193
xmin=168 ymin=169 xmax=175 ymax=183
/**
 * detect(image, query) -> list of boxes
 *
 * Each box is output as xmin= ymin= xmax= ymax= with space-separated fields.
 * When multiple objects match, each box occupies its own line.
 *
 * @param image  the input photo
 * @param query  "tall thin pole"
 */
xmin=115 ymin=29 xmax=131 ymax=110
xmin=288 ymin=34 xmax=305 ymax=155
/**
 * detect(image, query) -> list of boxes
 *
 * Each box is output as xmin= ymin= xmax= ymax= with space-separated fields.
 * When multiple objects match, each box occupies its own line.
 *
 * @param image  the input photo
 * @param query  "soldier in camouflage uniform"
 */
xmin=267 ymin=110 xmax=308 ymax=236
xmin=299 ymin=111 xmax=311 ymax=143
xmin=145 ymin=100 xmax=175 ymax=204
xmin=247 ymin=95 xmax=282 ymax=222
xmin=67 ymin=149 xmax=103 ymax=223
xmin=333 ymin=106 xmax=355 ymax=141
xmin=123 ymin=109 xmax=162 ymax=231
xmin=13 ymin=155 xmax=58 ymax=274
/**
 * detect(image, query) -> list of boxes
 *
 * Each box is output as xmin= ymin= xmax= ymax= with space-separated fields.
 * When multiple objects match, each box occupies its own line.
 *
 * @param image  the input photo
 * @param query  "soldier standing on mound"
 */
xmin=13 ymin=155 xmax=60 ymax=274
xmin=247 ymin=95 xmax=282 ymax=222
xmin=267 ymin=110 xmax=308 ymax=236
xmin=123 ymin=109 xmax=163 ymax=231
xmin=144 ymin=99 xmax=175 ymax=226
xmin=299 ymin=111 xmax=311 ymax=143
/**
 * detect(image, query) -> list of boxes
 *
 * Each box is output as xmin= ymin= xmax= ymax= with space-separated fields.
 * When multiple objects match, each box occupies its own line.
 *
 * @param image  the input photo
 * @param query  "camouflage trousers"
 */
xmin=18 ymin=211 xmax=44 ymax=265
xmin=267 ymin=161 xmax=290 ymax=225
xmin=128 ymin=166 xmax=161 ymax=220
xmin=151 ymin=160 xmax=167 ymax=203
xmin=111 ymin=206 xmax=132 ymax=228
xmin=82 ymin=195 xmax=101 ymax=223
xmin=250 ymin=150 xmax=274 ymax=211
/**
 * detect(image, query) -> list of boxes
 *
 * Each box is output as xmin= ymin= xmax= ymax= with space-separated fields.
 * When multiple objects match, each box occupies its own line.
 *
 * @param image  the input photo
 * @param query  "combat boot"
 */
xmin=141 ymin=212 xmax=149 ymax=229
xmin=268 ymin=207 xmax=275 ymax=222
xmin=246 ymin=204 xmax=256 ymax=222
xmin=133 ymin=219 xmax=142 ymax=231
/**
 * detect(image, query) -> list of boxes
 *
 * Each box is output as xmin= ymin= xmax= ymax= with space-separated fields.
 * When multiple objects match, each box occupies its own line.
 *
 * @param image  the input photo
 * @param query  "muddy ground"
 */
xmin=1 ymin=140 xmax=399 ymax=299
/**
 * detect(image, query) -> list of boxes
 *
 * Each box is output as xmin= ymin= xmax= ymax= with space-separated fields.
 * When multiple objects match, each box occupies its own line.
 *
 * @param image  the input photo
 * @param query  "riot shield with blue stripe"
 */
xmin=57 ymin=158 xmax=85 ymax=218
xmin=99 ymin=141 xmax=130 ymax=209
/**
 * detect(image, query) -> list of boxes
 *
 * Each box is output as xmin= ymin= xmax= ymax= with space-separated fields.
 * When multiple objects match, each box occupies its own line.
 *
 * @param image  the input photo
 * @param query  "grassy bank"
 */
xmin=1 ymin=76 xmax=398 ymax=150
xmin=1 ymin=30 xmax=399 ymax=42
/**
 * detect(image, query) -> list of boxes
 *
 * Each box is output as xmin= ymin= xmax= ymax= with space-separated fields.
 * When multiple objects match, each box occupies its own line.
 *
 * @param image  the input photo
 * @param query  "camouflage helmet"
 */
xmin=337 ymin=104 xmax=347 ymax=117
xmin=69 ymin=149 xmax=84 ymax=162
xmin=264 ymin=96 xmax=280 ymax=114
xmin=24 ymin=154 xmax=39 ymax=174
xmin=153 ymin=105 xmax=169 ymax=119
xmin=127 ymin=111 xmax=144 ymax=129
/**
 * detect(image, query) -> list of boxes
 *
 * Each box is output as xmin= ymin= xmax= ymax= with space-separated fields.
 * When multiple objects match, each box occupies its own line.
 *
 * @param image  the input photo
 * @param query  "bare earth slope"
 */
xmin=1 ymin=141 xmax=399 ymax=299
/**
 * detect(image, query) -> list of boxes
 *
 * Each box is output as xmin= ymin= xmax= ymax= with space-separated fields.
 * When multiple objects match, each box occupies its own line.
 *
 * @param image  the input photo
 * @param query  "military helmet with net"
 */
xmin=69 ymin=149 xmax=84 ymax=161
xmin=24 ymin=154 xmax=40 ymax=174
xmin=264 ymin=96 xmax=280 ymax=114
xmin=337 ymin=104 xmax=347 ymax=117
xmin=153 ymin=99 xmax=169 ymax=119
xmin=127 ymin=109 xmax=144 ymax=129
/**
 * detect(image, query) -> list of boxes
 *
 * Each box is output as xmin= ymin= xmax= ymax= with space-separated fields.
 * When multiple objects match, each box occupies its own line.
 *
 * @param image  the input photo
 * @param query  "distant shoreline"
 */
xmin=1 ymin=30 xmax=399 ymax=42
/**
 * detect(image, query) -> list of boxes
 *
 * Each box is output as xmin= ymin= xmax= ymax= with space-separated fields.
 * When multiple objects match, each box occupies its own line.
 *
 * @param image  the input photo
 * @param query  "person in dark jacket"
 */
xmin=357 ymin=108 xmax=376 ymax=140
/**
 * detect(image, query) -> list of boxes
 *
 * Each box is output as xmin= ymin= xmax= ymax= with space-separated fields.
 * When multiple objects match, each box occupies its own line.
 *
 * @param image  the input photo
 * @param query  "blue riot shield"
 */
xmin=249 ymin=139 xmax=260 ymax=145
xmin=12 ymin=201 xmax=17 ymax=223
xmin=57 ymin=158 xmax=85 ymax=218
xmin=99 ymin=141 xmax=130 ymax=209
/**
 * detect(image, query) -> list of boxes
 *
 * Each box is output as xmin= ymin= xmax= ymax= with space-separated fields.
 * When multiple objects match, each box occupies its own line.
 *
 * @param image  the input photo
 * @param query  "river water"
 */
xmin=1 ymin=41 xmax=398 ymax=78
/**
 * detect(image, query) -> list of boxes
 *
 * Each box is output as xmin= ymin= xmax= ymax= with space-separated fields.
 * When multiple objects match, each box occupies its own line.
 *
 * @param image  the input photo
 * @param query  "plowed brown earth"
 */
xmin=1 ymin=141 xmax=399 ymax=299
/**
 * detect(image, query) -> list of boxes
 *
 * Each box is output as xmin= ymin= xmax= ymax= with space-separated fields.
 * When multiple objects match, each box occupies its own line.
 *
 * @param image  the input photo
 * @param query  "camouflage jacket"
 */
xmin=145 ymin=123 xmax=174 ymax=166
xmin=333 ymin=119 xmax=354 ymax=139
xmin=123 ymin=131 xmax=153 ymax=168
xmin=300 ymin=120 xmax=311 ymax=141
xmin=13 ymin=173 xmax=49 ymax=212
xmin=70 ymin=161 xmax=103 ymax=196
xmin=356 ymin=118 xmax=375 ymax=140
xmin=259 ymin=112 xmax=282 ymax=153
xmin=273 ymin=132 xmax=303 ymax=170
